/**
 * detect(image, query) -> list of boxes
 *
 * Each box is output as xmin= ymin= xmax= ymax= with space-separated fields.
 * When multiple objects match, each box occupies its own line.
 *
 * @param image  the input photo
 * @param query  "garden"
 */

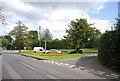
xmin=19 ymin=48 xmax=97 ymax=60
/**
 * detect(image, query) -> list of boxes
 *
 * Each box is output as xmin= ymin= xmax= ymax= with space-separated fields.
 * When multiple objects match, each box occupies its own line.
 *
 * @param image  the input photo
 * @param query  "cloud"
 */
xmin=1 ymin=1 xmax=112 ymax=39
xmin=92 ymin=4 xmax=105 ymax=13
xmin=89 ymin=19 xmax=110 ymax=33
xmin=0 ymin=21 xmax=16 ymax=36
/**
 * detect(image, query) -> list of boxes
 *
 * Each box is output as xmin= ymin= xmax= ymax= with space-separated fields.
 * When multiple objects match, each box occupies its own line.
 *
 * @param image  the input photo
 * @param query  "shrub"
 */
xmin=98 ymin=30 xmax=120 ymax=71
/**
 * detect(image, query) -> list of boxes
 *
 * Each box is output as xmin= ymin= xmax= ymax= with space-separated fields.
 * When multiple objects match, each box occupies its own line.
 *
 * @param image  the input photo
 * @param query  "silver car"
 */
xmin=50 ymin=49 xmax=62 ymax=53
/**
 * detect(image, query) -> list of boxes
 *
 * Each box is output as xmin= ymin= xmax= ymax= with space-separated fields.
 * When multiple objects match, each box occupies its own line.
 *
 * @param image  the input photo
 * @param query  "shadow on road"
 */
xmin=75 ymin=56 xmax=119 ymax=79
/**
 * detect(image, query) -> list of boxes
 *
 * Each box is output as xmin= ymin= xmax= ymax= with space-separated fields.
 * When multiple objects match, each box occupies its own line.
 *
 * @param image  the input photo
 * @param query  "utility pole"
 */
xmin=45 ymin=33 xmax=47 ymax=53
xmin=39 ymin=26 xmax=41 ymax=47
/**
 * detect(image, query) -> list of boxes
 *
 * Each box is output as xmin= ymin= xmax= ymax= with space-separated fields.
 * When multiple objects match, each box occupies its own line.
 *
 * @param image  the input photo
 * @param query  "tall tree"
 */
xmin=0 ymin=38 xmax=9 ymax=47
xmin=85 ymin=28 xmax=101 ymax=48
xmin=28 ymin=30 xmax=38 ymax=47
xmin=115 ymin=17 xmax=120 ymax=31
xmin=42 ymin=28 xmax=52 ymax=40
xmin=9 ymin=21 xmax=29 ymax=52
xmin=64 ymin=18 xmax=100 ymax=52
xmin=0 ymin=7 xmax=7 ymax=25
xmin=4 ymin=35 xmax=13 ymax=43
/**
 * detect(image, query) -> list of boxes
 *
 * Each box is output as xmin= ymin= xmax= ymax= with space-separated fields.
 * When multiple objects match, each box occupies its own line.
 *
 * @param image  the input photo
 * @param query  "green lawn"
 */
xmin=19 ymin=48 xmax=97 ymax=60
xmin=19 ymin=53 xmax=85 ymax=60
xmin=58 ymin=48 xmax=98 ymax=53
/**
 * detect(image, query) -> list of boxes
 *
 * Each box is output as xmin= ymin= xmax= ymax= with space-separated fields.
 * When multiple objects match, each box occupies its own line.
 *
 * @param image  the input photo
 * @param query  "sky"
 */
xmin=0 ymin=0 xmax=119 ymax=39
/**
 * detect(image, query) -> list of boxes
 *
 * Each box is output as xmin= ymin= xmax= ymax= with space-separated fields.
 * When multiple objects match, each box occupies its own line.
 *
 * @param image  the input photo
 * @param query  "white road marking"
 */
xmin=50 ymin=61 xmax=54 ymax=63
xmin=59 ymin=63 xmax=63 ymax=65
xmin=65 ymin=64 xmax=70 ymax=66
xmin=46 ymin=75 xmax=55 ymax=79
xmin=78 ymin=66 xmax=84 ymax=69
xmin=68 ymin=65 xmax=76 ymax=68
xmin=96 ymin=71 xmax=105 ymax=75
xmin=20 ymin=61 xmax=35 ymax=70
xmin=111 ymin=74 xmax=119 ymax=77
xmin=106 ymin=75 xmax=111 ymax=77
xmin=43 ymin=60 xmax=47 ymax=62
xmin=54 ymin=62 xmax=59 ymax=64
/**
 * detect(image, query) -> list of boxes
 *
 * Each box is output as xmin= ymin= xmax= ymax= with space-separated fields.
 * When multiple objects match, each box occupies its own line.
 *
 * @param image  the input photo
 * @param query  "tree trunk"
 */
xmin=19 ymin=49 xmax=21 ymax=53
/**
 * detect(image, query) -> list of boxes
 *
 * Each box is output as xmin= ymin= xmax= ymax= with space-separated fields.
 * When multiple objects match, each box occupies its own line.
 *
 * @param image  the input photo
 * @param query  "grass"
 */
xmin=19 ymin=48 xmax=97 ymax=60
xmin=12 ymin=48 xmax=98 ymax=53
xmin=22 ymin=50 xmax=33 ymax=52
xmin=58 ymin=48 xmax=98 ymax=53
xmin=19 ymin=53 xmax=85 ymax=60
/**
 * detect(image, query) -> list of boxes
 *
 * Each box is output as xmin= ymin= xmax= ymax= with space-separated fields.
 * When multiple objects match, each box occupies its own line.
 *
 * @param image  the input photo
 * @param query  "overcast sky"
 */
xmin=0 ymin=0 xmax=119 ymax=39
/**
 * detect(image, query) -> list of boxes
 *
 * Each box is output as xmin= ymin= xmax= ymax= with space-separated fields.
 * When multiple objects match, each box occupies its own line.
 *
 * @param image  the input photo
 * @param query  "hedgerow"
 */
xmin=98 ymin=30 xmax=120 ymax=71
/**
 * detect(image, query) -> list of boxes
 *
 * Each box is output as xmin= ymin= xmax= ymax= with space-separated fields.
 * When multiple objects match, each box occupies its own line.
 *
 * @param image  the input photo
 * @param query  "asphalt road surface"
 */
xmin=2 ymin=51 xmax=119 ymax=80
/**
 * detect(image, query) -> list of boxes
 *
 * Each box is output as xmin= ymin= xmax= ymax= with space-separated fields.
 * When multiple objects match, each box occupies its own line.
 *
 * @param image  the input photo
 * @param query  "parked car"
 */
xmin=33 ymin=47 xmax=48 ymax=53
xmin=50 ymin=49 xmax=62 ymax=53
xmin=69 ymin=50 xmax=83 ymax=54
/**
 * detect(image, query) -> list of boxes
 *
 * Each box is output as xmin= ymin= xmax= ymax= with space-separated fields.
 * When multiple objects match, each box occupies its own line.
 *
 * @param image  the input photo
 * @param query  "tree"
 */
xmin=9 ymin=21 xmax=29 ymax=52
xmin=0 ymin=38 xmax=9 ymax=47
xmin=4 ymin=35 xmax=13 ymax=43
xmin=85 ymin=28 xmax=101 ymax=48
xmin=0 ymin=7 xmax=7 ymax=25
xmin=114 ymin=17 xmax=120 ymax=31
xmin=42 ymin=28 xmax=52 ymax=40
xmin=64 ymin=18 xmax=100 ymax=52
xmin=28 ymin=30 xmax=39 ymax=47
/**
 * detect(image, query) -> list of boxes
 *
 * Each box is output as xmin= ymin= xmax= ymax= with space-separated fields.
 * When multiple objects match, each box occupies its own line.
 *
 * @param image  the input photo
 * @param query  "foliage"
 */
xmin=0 ymin=7 xmax=7 ymax=25
xmin=9 ymin=21 xmax=30 ymax=52
xmin=20 ymin=53 xmax=85 ymax=60
xmin=40 ymin=39 xmax=68 ymax=49
xmin=98 ymin=18 xmax=120 ymax=71
xmin=85 ymin=29 xmax=101 ymax=48
xmin=28 ymin=30 xmax=39 ymax=47
xmin=114 ymin=17 xmax=120 ymax=31
xmin=64 ymin=18 xmax=101 ymax=51
xmin=42 ymin=28 xmax=52 ymax=40
xmin=0 ymin=38 xmax=9 ymax=47
xmin=4 ymin=35 xmax=13 ymax=43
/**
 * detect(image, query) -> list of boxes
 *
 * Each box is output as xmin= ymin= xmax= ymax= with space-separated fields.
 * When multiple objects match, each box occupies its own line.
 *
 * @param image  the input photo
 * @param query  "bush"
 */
xmin=98 ymin=30 xmax=120 ymax=71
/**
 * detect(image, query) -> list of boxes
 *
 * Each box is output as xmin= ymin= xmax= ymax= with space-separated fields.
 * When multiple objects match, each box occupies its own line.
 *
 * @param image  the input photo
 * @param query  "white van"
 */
xmin=33 ymin=47 xmax=47 ymax=53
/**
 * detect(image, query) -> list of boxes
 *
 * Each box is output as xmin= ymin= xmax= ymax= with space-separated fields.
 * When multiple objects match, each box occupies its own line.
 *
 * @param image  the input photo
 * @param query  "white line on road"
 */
xmin=46 ymin=75 xmax=55 ymax=79
xmin=20 ymin=61 xmax=35 ymax=70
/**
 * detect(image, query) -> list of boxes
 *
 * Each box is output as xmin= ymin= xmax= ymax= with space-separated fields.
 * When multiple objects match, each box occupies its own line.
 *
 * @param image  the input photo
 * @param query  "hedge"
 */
xmin=98 ymin=30 xmax=120 ymax=71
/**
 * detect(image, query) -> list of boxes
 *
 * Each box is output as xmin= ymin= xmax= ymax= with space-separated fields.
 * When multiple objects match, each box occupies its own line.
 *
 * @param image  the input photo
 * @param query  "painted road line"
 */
xmin=68 ymin=65 xmax=76 ymax=68
xmin=50 ymin=61 xmax=54 ymax=63
xmin=43 ymin=60 xmax=47 ymax=62
xmin=83 ymin=69 xmax=92 ymax=73
xmin=65 ymin=64 xmax=70 ymax=66
xmin=106 ymin=74 xmax=111 ymax=77
xmin=54 ymin=62 xmax=59 ymax=64
xmin=96 ymin=71 xmax=105 ymax=75
xmin=46 ymin=75 xmax=55 ymax=79
xmin=78 ymin=66 xmax=85 ymax=69
xmin=20 ymin=61 xmax=35 ymax=70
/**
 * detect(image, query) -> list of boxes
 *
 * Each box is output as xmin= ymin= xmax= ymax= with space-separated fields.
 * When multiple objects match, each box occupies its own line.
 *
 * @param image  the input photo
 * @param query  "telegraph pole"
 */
xmin=44 ymin=31 xmax=47 ymax=53
xmin=45 ymin=36 xmax=46 ymax=53
xmin=39 ymin=26 xmax=41 ymax=47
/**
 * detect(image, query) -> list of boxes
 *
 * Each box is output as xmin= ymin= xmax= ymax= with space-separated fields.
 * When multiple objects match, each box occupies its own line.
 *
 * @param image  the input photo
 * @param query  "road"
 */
xmin=2 ymin=51 xmax=119 ymax=80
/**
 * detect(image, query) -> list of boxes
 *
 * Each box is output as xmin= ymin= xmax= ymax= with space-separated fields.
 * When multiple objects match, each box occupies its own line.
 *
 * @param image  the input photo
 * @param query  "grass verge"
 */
xmin=19 ymin=53 xmax=85 ymax=60
xmin=58 ymin=48 xmax=98 ymax=53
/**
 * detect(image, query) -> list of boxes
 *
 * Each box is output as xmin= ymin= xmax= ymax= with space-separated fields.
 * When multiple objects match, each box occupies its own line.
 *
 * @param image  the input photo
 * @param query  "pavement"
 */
xmin=1 ymin=50 xmax=120 ymax=80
